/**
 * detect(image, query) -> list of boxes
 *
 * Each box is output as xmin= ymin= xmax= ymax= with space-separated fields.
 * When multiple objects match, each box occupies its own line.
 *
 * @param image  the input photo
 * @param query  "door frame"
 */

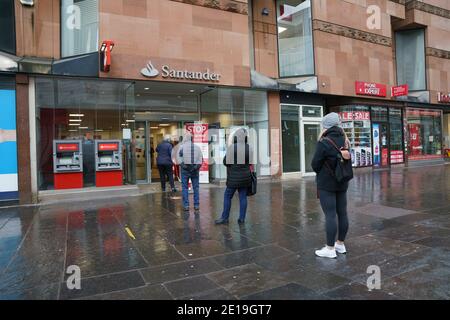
xmin=136 ymin=121 xmax=151 ymax=184
xmin=280 ymin=103 xmax=323 ymax=176
xmin=301 ymin=120 xmax=322 ymax=176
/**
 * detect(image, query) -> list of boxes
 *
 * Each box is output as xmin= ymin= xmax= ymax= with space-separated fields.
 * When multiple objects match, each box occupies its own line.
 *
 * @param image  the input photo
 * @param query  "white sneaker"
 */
xmin=335 ymin=242 xmax=347 ymax=254
xmin=315 ymin=246 xmax=337 ymax=259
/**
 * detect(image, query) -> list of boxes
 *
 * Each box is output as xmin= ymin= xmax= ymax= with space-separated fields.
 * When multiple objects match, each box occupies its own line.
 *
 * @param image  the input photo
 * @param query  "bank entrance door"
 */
xmin=134 ymin=120 xmax=186 ymax=184
xmin=281 ymin=104 xmax=323 ymax=176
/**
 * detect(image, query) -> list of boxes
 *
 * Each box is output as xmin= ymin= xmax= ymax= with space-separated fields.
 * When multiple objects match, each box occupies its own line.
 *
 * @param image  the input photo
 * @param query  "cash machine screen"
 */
xmin=100 ymin=156 xmax=113 ymax=163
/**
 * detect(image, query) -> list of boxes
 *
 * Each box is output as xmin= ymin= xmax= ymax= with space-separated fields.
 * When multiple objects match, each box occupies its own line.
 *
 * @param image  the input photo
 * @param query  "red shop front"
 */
xmin=406 ymin=108 xmax=444 ymax=161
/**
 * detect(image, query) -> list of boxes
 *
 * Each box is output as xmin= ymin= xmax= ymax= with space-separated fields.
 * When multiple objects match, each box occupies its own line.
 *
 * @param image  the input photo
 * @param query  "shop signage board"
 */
xmin=141 ymin=60 xmax=221 ymax=83
xmin=185 ymin=123 xmax=209 ymax=184
xmin=391 ymin=84 xmax=409 ymax=97
xmin=355 ymin=81 xmax=387 ymax=97
xmin=340 ymin=111 xmax=370 ymax=121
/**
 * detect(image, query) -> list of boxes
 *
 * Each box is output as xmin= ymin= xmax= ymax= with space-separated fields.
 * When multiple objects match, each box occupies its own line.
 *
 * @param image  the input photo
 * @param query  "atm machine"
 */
xmin=53 ymin=140 xmax=83 ymax=189
xmin=95 ymin=140 xmax=123 ymax=187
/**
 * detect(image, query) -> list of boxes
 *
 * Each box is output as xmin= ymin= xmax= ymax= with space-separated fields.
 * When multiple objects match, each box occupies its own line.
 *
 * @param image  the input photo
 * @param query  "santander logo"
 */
xmin=141 ymin=61 xmax=159 ymax=78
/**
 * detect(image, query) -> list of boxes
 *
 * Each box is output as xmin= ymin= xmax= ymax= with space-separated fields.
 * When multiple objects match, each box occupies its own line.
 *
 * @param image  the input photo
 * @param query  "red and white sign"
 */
xmin=340 ymin=111 xmax=370 ymax=121
xmin=57 ymin=143 xmax=79 ymax=152
xmin=98 ymin=143 xmax=119 ymax=151
xmin=391 ymin=84 xmax=409 ymax=97
xmin=355 ymin=81 xmax=387 ymax=97
xmin=185 ymin=123 xmax=209 ymax=183
xmin=100 ymin=40 xmax=114 ymax=73
xmin=438 ymin=92 xmax=450 ymax=103
xmin=390 ymin=150 xmax=404 ymax=164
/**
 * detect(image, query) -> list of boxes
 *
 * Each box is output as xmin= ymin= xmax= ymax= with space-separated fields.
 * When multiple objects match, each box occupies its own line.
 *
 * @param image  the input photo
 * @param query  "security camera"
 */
xmin=20 ymin=0 xmax=34 ymax=6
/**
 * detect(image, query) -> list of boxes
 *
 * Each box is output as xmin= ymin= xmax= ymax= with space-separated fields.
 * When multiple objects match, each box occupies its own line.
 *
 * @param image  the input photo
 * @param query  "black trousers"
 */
xmin=318 ymin=189 xmax=349 ymax=247
xmin=158 ymin=165 xmax=175 ymax=190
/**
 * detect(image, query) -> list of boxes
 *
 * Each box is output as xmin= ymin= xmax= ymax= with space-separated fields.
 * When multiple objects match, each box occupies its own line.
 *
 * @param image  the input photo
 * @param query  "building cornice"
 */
xmin=426 ymin=47 xmax=450 ymax=60
xmin=169 ymin=0 xmax=248 ymax=15
xmin=406 ymin=0 xmax=450 ymax=19
xmin=312 ymin=20 xmax=392 ymax=47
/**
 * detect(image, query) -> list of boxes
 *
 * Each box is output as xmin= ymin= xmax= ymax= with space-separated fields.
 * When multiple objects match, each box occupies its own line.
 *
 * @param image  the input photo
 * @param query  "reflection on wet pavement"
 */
xmin=0 ymin=165 xmax=449 ymax=300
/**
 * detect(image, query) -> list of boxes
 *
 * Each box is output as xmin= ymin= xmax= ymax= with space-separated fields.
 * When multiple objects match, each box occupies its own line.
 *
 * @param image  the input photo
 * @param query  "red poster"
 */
xmin=390 ymin=150 xmax=404 ymax=164
xmin=408 ymin=124 xmax=422 ymax=156
xmin=381 ymin=148 xmax=389 ymax=166
xmin=355 ymin=81 xmax=387 ymax=97
xmin=391 ymin=84 xmax=409 ymax=97
xmin=185 ymin=123 xmax=209 ymax=183
xmin=185 ymin=123 xmax=208 ymax=143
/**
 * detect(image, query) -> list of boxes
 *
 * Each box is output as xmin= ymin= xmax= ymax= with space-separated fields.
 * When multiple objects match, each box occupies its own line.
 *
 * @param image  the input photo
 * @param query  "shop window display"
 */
xmin=331 ymin=106 xmax=372 ymax=167
xmin=406 ymin=108 xmax=443 ymax=160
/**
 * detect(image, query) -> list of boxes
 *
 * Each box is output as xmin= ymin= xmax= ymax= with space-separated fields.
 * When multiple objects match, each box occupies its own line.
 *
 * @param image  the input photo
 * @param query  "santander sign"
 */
xmin=141 ymin=60 xmax=221 ymax=82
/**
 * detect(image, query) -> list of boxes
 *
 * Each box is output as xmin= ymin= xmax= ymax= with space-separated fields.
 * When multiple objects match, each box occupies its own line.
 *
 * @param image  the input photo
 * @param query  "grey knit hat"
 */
xmin=322 ymin=112 xmax=341 ymax=129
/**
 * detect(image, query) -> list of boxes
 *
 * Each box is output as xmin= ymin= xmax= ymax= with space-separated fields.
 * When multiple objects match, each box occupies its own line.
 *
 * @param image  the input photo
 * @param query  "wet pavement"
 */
xmin=0 ymin=164 xmax=449 ymax=300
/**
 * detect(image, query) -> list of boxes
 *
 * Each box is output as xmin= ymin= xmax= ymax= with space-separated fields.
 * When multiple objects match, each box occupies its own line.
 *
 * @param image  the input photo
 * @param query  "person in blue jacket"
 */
xmin=156 ymin=135 xmax=177 ymax=192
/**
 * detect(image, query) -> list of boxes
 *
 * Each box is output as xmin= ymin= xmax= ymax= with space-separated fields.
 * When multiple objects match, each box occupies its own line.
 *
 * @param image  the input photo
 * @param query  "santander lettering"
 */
xmin=161 ymin=65 xmax=221 ymax=82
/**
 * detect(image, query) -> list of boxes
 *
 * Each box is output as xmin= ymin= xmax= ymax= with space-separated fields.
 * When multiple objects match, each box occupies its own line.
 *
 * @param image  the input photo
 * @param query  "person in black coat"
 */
xmin=311 ymin=112 xmax=350 ymax=259
xmin=215 ymin=128 xmax=254 ymax=225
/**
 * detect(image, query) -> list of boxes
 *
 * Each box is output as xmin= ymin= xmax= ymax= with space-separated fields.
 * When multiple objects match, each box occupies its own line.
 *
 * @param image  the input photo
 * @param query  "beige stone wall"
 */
xmin=312 ymin=0 xmax=450 ymax=102
xmin=99 ymin=0 xmax=251 ymax=87
xmin=252 ymin=0 xmax=278 ymax=78
xmin=312 ymin=0 xmax=400 ymax=97
xmin=15 ymin=0 xmax=60 ymax=59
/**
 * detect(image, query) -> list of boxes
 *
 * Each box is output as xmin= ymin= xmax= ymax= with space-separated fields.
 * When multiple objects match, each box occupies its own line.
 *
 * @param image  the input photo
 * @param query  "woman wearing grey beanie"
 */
xmin=311 ymin=112 xmax=352 ymax=258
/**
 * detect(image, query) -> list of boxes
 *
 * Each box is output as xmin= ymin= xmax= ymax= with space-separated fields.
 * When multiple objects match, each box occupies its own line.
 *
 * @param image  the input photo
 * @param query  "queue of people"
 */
xmin=154 ymin=117 xmax=353 ymax=259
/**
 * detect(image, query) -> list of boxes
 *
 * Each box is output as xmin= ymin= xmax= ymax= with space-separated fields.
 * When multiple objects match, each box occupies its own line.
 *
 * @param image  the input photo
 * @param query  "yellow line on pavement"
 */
xmin=125 ymin=227 xmax=136 ymax=240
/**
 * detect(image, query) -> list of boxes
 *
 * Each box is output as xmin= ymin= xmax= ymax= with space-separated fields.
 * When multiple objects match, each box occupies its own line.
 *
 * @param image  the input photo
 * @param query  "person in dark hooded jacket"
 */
xmin=311 ymin=112 xmax=351 ymax=259
xmin=215 ymin=128 xmax=254 ymax=225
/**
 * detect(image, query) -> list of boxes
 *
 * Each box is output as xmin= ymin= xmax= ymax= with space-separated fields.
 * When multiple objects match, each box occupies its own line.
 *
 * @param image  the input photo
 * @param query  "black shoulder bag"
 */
xmin=322 ymin=137 xmax=354 ymax=183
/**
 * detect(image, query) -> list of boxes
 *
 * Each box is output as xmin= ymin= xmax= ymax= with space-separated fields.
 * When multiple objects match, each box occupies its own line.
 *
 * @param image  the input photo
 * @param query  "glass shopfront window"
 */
xmin=35 ymin=77 xmax=135 ymax=190
xmin=330 ymin=106 xmax=372 ymax=167
xmin=201 ymin=88 xmax=270 ymax=180
xmin=35 ymin=78 xmax=270 ymax=190
xmin=406 ymin=108 xmax=443 ymax=160
xmin=395 ymin=29 xmax=426 ymax=91
xmin=276 ymin=0 xmax=314 ymax=77
xmin=61 ymin=0 xmax=99 ymax=57
xmin=0 ymin=0 xmax=15 ymax=54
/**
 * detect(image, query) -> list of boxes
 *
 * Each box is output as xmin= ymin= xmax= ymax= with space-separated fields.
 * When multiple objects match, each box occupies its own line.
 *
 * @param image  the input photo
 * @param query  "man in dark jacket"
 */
xmin=215 ymin=128 xmax=254 ymax=225
xmin=311 ymin=112 xmax=350 ymax=259
xmin=176 ymin=133 xmax=203 ymax=212
xmin=156 ymin=135 xmax=176 ymax=192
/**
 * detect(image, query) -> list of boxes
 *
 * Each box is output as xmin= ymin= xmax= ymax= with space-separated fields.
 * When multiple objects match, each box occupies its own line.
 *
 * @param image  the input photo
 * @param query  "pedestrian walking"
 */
xmin=156 ymin=135 xmax=177 ymax=193
xmin=215 ymin=128 xmax=254 ymax=225
xmin=311 ymin=112 xmax=353 ymax=258
xmin=177 ymin=132 xmax=203 ymax=212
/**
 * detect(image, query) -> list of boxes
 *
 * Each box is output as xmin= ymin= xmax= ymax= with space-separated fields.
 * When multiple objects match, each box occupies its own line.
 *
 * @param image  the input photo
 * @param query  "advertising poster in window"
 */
xmin=339 ymin=111 xmax=372 ymax=167
xmin=372 ymin=124 xmax=380 ymax=166
xmin=0 ymin=89 xmax=18 ymax=200
xmin=408 ymin=123 xmax=422 ymax=157
xmin=185 ymin=123 xmax=209 ymax=183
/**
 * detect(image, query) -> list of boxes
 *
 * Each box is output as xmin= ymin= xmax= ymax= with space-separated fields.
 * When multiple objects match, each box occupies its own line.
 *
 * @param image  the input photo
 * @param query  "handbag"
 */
xmin=247 ymin=165 xmax=257 ymax=196
xmin=322 ymin=137 xmax=354 ymax=183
